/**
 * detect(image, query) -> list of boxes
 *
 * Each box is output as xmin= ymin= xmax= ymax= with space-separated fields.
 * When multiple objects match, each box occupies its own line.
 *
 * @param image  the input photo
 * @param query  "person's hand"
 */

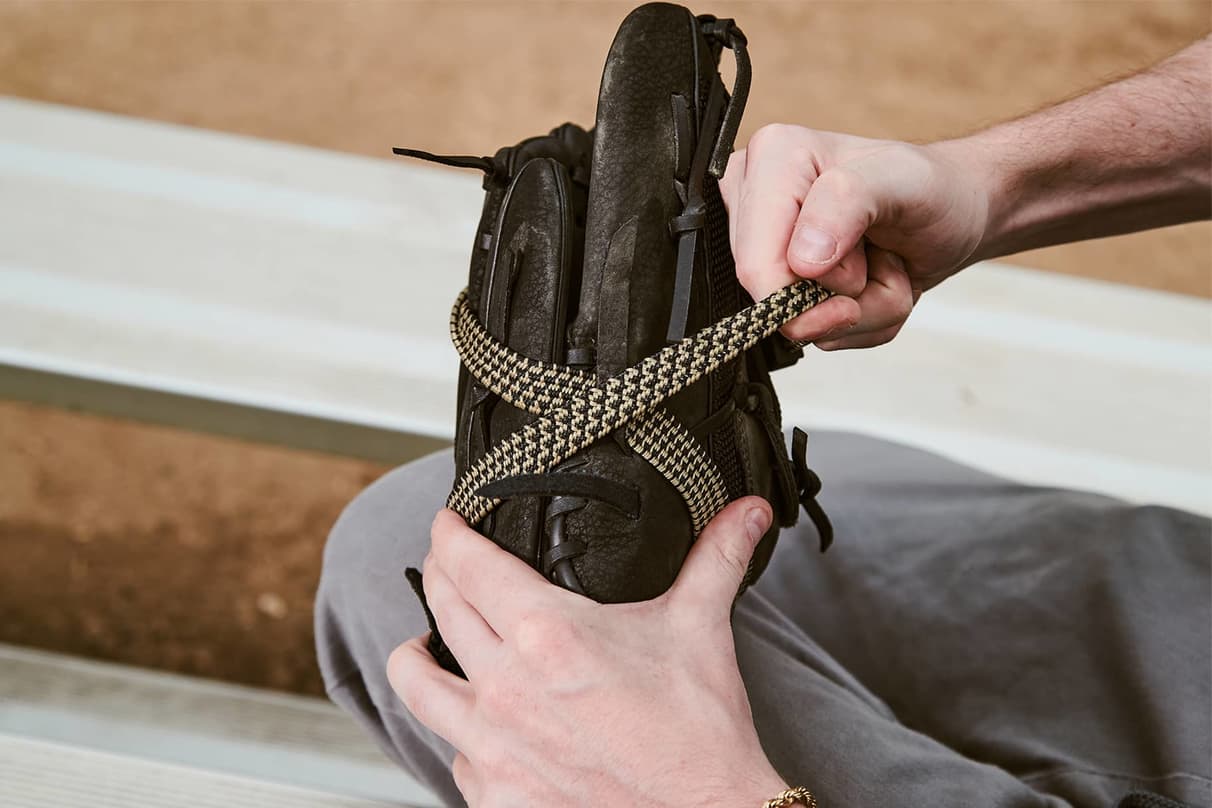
xmin=720 ymin=124 xmax=990 ymax=349
xmin=388 ymin=499 xmax=788 ymax=808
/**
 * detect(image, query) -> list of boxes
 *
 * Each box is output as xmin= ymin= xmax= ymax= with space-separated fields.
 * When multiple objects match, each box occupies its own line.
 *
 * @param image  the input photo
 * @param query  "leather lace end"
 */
xmin=792 ymin=427 xmax=834 ymax=552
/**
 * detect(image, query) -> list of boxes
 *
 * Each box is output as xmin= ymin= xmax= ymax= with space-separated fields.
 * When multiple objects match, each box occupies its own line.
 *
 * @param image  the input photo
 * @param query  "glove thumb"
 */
xmin=669 ymin=496 xmax=772 ymax=614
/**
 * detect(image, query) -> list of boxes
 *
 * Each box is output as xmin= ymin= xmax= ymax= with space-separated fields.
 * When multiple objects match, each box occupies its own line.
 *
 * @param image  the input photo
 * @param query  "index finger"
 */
xmin=731 ymin=128 xmax=819 ymax=300
xmin=428 ymin=509 xmax=551 ymax=632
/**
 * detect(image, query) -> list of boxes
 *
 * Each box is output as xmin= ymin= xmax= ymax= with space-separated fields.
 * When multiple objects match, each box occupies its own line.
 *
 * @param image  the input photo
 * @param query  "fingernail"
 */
xmin=790 ymin=227 xmax=838 ymax=265
xmin=745 ymin=506 xmax=772 ymax=543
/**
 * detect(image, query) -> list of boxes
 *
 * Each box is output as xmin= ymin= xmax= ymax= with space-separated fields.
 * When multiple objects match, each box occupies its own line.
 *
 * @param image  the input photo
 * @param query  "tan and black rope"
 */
xmin=451 ymin=299 xmax=729 ymax=533
xmin=447 ymin=278 xmax=833 ymax=529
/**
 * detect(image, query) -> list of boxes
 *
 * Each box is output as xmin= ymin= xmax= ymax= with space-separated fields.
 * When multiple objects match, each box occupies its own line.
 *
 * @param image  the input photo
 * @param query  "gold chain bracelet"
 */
xmin=763 ymin=786 xmax=818 ymax=808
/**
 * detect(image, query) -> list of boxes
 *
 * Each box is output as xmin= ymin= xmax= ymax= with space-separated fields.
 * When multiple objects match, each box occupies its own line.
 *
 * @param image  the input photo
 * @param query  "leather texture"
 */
xmin=403 ymin=3 xmax=829 ymax=675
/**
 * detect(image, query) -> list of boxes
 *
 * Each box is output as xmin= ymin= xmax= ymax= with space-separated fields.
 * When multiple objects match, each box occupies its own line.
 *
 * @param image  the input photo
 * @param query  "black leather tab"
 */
xmin=392 ymin=147 xmax=497 ymax=177
xmin=669 ymin=211 xmax=706 ymax=233
xmin=666 ymin=229 xmax=698 ymax=343
xmin=404 ymin=567 xmax=466 ymax=678
xmin=792 ymin=427 xmax=833 ymax=552
xmin=670 ymin=93 xmax=694 ymax=184
xmin=477 ymin=474 xmax=640 ymax=518
xmin=566 ymin=346 xmax=595 ymax=367
xmin=542 ymin=539 xmax=589 ymax=575
xmin=696 ymin=16 xmax=751 ymax=179
xmin=664 ymin=74 xmax=729 ymax=344
xmin=745 ymin=381 xmax=801 ymax=527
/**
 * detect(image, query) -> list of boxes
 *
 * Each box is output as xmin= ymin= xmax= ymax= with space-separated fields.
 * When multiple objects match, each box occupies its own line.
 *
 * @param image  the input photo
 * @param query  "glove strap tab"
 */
xmin=792 ymin=427 xmax=834 ymax=552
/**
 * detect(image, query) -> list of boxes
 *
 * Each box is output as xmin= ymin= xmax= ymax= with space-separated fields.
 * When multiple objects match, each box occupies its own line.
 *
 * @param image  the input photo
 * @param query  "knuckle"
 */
xmin=746 ymin=122 xmax=798 ymax=158
xmin=513 ymin=610 xmax=579 ymax=661
xmin=451 ymin=756 xmax=476 ymax=800
xmin=745 ymin=123 xmax=780 ymax=157
xmin=395 ymin=676 xmax=430 ymax=723
xmin=870 ymin=331 xmax=894 ymax=348
xmin=386 ymin=643 xmax=414 ymax=687
xmin=780 ymin=324 xmax=809 ymax=344
xmin=721 ymin=150 xmax=744 ymax=192
xmin=386 ymin=643 xmax=438 ymax=725
xmin=781 ymin=320 xmax=811 ymax=342
xmin=719 ymin=186 xmax=735 ymax=214
xmin=828 ymin=260 xmax=868 ymax=298
xmin=734 ymin=261 xmax=761 ymax=292
xmin=477 ymin=746 xmax=519 ymax=785
xmin=710 ymin=541 xmax=746 ymax=582
xmin=895 ymin=142 xmax=932 ymax=175
xmin=734 ymin=258 xmax=783 ymax=301
xmin=747 ymin=124 xmax=820 ymax=180
xmin=892 ymin=289 xmax=914 ymax=322
xmin=429 ymin=520 xmax=449 ymax=556
xmin=786 ymin=141 xmax=819 ymax=176
xmin=817 ymin=165 xmax=864 ymax=200
xmin=877 ymin=271 xmax=914 ymax=323
xmin=477 ymin=675 xmax=520 ymax=719
xmin=429 ymin=515 xmax=457 ymax=558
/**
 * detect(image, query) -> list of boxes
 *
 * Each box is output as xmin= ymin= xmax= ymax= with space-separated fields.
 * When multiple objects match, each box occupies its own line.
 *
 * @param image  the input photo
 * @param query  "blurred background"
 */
xmin=1 ymin=0 xmax=1209 ymax=698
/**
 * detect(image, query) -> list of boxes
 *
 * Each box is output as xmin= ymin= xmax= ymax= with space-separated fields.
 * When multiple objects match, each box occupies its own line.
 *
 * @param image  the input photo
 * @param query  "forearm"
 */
xmin=946 ymin=35 xmax=1211 ymax=264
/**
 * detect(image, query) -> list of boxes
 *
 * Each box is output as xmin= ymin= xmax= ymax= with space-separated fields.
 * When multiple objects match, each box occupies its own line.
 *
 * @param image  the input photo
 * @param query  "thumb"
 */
xmin=787 ymin=161 xmax=888 ymax=279
xmin=669 ymin=497 xmax=773 ymax=613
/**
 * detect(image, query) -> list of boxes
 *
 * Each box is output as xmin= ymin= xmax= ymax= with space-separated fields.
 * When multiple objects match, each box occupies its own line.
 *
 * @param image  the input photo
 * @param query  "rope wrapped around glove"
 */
xmin=447 ymin=278 xmax=833 ymax=529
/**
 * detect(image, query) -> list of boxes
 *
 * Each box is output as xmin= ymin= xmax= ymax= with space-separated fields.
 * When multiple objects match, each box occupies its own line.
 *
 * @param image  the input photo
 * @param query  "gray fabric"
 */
xmin=314 ymin=431 xmax=1212 ymax=808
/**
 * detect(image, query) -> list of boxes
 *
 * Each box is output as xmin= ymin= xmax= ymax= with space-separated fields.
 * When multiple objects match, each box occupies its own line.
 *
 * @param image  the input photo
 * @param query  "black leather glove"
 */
xmin=399 ymin=2 xmax=831 ymax=677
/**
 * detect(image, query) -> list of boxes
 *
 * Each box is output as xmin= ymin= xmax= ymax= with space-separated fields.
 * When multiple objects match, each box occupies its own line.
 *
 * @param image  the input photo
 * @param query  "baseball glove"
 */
xmin=399 ymin=2 xmax=833 ymax=676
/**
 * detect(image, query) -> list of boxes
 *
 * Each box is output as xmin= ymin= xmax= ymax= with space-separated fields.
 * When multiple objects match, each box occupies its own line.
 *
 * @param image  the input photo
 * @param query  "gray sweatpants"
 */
xmin=314 ymin=431 xmax=1212 ymax=807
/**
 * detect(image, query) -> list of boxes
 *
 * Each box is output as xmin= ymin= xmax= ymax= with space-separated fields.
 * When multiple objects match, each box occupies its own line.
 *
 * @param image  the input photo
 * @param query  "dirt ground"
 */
xmin=0 ymin=400 xmax=388 ymax=695
xmin=0 ymin=1 xmax=1209 ymax=695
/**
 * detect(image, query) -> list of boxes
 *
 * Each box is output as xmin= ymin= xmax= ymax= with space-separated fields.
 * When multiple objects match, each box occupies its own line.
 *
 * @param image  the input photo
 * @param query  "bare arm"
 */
xmin=722 ymin=36 xmax=1211 ymax=351
xmin=963 ymin=35 xmax=1211 ymax=261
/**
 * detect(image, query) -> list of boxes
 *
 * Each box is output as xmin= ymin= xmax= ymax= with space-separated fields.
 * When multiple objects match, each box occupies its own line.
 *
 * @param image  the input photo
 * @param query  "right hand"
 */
xmin=719 ymin=124 xmax=991 ymax=350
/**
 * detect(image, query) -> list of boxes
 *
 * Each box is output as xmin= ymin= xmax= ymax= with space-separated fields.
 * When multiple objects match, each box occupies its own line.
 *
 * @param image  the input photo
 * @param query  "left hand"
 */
xmin=388 ymin=498 xmax=789 ymax=808
xmin=719 ymin=124 xmax=990 ymax=350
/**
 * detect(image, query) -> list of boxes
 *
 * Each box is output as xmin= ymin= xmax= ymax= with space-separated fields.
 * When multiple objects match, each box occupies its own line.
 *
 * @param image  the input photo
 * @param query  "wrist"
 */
xmin=728 ymin=764 xmax=791 ymax=807
xmin=686 ymin=760 xmax=788 ymax=807
xmin=924 ymin=133 xmax=1005 ymax=268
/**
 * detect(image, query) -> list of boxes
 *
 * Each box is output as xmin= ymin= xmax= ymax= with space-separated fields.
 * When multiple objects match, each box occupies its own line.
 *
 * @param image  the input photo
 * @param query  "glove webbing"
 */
xmin=447 ymin=279 xmax=833 ymax=528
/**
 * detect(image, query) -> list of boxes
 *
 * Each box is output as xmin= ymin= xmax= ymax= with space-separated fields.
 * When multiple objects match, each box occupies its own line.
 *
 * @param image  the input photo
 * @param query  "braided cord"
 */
xmin=448 ymin=279 xmax=832 ymax=526
xmin=451 ymin=298 xmax=728 ymax=532
xmin=628 ymin=408 xmax=728 ymax=532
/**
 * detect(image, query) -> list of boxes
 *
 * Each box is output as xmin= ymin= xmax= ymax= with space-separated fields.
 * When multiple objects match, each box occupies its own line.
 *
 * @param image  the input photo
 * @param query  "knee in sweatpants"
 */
xmin=315 ymin=450 xmax=453 ymax=690
xmin=312 ymin=451 xmax=464 ymax=797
